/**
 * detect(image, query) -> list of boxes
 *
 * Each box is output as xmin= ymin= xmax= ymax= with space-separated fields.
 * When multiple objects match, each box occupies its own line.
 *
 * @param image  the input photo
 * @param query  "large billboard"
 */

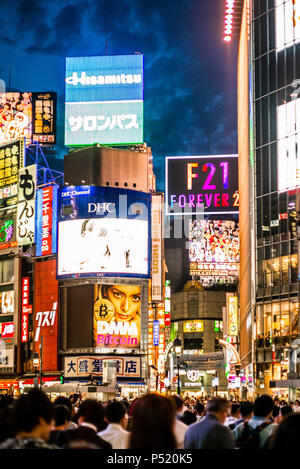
xmin=189 ymin=220 xmax=239 ymax=283
xmin=57 ymin=186 xmax=151 ymax=278
xmin=0 ymin=138 xmax=25 ymax=208
xmin=36 ymin=184 xmax=58 ymax=256
xmin=275 ymin=0 xmax=300 ymax=52
xmin=166 ymin=155 xmax=239 ymax=215
xmin=65 ymin=54 xmax=144 ymax=146
xmin=277 ymin=96 xmax=300 ymax=191
xmin=93 ymin=284 xmax=141 ymax=349
xmin=0 ymin=92 xmax=56 ymax=145
xmin=17 ymin=164 xmax=37 ymax=246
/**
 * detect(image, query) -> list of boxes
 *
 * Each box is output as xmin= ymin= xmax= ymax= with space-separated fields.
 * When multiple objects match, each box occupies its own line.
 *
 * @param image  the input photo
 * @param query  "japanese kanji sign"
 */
xmin=64 ymin=355 xmax=141 ymax=378
xmin=36 ymin=185 xmax=58 ymax=256
xmin=0 ymin=138 xmax=25 ymax=208
xmin=21 ymin=277 xmax=32 ymax=343
xmin=32 ymin=92 xmax=56 ymax=144
xmin=17 ymin=164 xmax=36 ymax=246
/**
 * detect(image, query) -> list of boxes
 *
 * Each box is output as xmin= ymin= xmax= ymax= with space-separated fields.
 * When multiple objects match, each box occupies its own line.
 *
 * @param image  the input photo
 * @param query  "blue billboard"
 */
xmin=65 ymin=54 xmax=144 ymax=146
xmin=57 ymin=186 xmax=151 ymax=279
xmin=36 ymin=184 xmax=58 ymax=257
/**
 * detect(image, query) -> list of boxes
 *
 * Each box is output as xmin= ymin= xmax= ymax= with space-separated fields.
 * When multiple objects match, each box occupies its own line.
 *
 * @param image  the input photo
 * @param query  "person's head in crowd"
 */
xmin=205 ymin=397 xmax=230 ymax=424
xmin=171 ymin=395 xmax=184 ymax=416
xmin=195 ymin=402 xmax=205 ymax=418
xmin=230 ymin=403 xmax=240 ymax=419
xmin=53 ymin=396 xmax=73 ymax=414
xmin=129 ymin=394 xmax=177 ymax=449
xmin=272 ymin=404 xmax=280 ymax=424
xmin=274 ymin=397 xmax=280 ymax=407
xmin=12 ymin=389 xmax=54 ymax=441
xmin=253 ymin=394 xmax=274 ymax=419
xmin=271 ymin=413 xmax=300 ymax=449
xmin=0 ymin=396 xmax=15 ymax=443
xmin=180 ymin=410 xmax=197 ymax=426
xmin=239 ymin=401 xmax=254 ymax=421
xmin=280 ymin=405 xmax=293 ymax=421
xmin=53 ymin=405 xmax=71 ymax=431
xmin=77 ymin=399 xmax=106 ymax=432
xmin=105 ymin=401 xmax=127 ymax=429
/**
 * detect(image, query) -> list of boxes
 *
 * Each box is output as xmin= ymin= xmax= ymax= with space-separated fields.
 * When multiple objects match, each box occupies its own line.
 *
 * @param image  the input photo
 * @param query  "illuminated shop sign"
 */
xmin=183 ymin=321 xmax=203 ymax=333
xmin=0 ymin=215 xmax=17 ymax=250
xmin=0 ymin=138 xmax=25 ymax=208
xmin=65 ymin=54 xmax=143 ymax=146
xmin=21 ymin=277 xmax=32 ymax=343
xmin=36 ymin=185 xmax=58 ymax=256
xmin=153 ymin=320 xmax=160 ymax=346
xmin=17 ymin=164 xmax=37 ymax=246
xmin=165 ymin=155 xmax=239 ymax=215
xmin=189 ymin=219 xmax=239 ymax=282
xmin=57 ymin=186 xmax=151 ymax=279
xmin=227 ymin=295 xmax=238 ymax=336
xmin=151 ymin=194 xmax=163 ymax=302
xmin=0 ymin=322 xmax=14 ymax=339
xmin=275 ymin=0 xmax=300 ymax=52
xmin=94 ymin=284 xmax=141 ymax=349
xmin=0 ymin=290 xmax=14 ymax=314
xmin=64 ymin=355 xmax=141 ymax=379
xmin=0 ymin=92 xmax=56 ymax=145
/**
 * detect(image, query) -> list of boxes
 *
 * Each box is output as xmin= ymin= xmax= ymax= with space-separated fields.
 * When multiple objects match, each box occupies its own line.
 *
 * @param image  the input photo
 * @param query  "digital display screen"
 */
xmin=94 ymin=284 xmax=141 ymax=349
xmin=65 ymin=54 xmax=144 ymax=146
xmin=57 ymin=186 xmax=150 ymax=278
xmin=189 ymin=220 xmax=239 ymax=283
xmin=275 ymin=0 xmax=300 ymax=52
xmin=166 ymin=155 xmax=239 ymax=215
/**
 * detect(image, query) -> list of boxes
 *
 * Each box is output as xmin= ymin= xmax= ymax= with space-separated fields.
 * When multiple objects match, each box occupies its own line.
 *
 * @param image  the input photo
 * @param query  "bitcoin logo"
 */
xmin=94 ymin=300 xmax=114 ymax=322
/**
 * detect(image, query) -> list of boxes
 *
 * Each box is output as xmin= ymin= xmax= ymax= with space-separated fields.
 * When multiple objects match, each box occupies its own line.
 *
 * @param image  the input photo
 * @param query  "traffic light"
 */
xmin=60 ymin=372 xmax=64 ymax=384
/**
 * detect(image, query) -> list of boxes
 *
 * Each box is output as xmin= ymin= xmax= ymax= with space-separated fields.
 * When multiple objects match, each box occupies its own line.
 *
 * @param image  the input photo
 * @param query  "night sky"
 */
xmin=0 ymin=0 xmax=238 ymax=191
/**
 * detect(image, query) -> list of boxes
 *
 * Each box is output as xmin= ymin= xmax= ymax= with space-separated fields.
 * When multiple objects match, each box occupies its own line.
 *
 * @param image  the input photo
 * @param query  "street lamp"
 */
xmin=32 ymin=352 xmax=40 ymax=389
xmin=173 ymin=335 xmax=182 ymax=396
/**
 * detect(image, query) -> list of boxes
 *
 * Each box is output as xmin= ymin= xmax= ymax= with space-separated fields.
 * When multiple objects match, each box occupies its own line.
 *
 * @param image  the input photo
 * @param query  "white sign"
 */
xmin=187 ymin=370 xmax=201 ymax=382
xmin=17 ymin=164 xmax=37 ymax=246
xmin=64 ymin=355 xmax=141 ymax=378
xmin=275 ymin=0 xmax=300 ymax=52
xmin=151 ymin=195 xmax=163 ymax=301
xmin=34 ymin=302 xmax=57 ymax=342
xmin=277 ymin=97 xmax=300 ymax=191
xmin=0 ymin=347 xmax=14 ymax=368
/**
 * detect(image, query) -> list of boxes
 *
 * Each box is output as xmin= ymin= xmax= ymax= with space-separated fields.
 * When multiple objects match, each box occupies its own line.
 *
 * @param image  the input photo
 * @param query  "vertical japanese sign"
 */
xmin=151 ymin=194 xmax=163 ymax=302
xmin=33 ymin=259 xmax=59 ymax=371
xmin=0 ymin=138 xmax=25 ymax=208
xmin=21 ymin=277 xmax=32 ymax=343
xmin=153 ymin=320 xmax=159 ymax=346
xmin=17 ymin=164 xmax=36 ymax=246
xmin=36 ymin=185 xmax=58 ymax=256
xmin=32 ymin=92 xmax=56 ymax=144
xmin=227 ymin=294 xmax=238 ymax=336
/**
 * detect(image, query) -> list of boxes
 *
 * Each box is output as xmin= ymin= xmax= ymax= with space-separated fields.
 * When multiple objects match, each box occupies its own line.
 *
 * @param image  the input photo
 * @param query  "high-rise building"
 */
xmin=236 ymin=0 xmax=300 ymax=398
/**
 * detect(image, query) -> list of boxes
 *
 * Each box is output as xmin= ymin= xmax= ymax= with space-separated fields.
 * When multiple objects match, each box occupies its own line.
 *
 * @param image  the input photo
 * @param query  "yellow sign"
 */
xmin=227 ymin=295 xmax=238 ymax=336
xmin=183 ymin=321 xmax=203 ymax=333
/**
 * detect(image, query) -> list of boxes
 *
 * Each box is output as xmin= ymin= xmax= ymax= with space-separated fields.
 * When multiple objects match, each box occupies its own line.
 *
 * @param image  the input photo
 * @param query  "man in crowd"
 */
xmin=233 ymin=394 xmax=276 ymax=449
xmin=55 ymin=399 xmax=111 ymax=449
xmin=195 ymin=402 xmax=205 ymax=422
xmin=171 ymin=395 xmax=188 ymax=449
xmin=48 ymin=405 xmax=71 ymax=445
xmin=0 ymin=388 xmax=58 ymax=449
xmin=225 ymin=402 xmax=240 ymax=427
xmin=98 ymin=401 xmax=129 ymax=449
xmin=184 ymin=397 xmax=235 ymax=449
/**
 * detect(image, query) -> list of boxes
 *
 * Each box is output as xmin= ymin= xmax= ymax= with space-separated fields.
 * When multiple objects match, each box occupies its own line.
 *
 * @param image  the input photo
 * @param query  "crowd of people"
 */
xmin=0 ymin=389 xmax=299 ymax=449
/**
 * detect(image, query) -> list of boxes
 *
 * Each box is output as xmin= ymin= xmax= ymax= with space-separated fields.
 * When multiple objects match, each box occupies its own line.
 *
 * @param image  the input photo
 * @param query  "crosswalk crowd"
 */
xmin=0 ymin=388 xmax=299 ymax=449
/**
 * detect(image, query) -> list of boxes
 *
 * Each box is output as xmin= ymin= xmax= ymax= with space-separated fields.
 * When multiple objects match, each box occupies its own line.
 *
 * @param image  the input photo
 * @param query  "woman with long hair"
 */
xmin=128 ymin=394 xmax=177 ymax=449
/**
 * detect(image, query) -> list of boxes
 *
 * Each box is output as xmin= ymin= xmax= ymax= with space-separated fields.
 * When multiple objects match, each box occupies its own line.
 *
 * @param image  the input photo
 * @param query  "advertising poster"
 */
xmin=0 ymin=290 xmax=14 ymax=314
xmin=57 ymin=186 xmax=150 ymax=278
xmin=93 ymin=284 xmax=141 ymax=349
xmin=32 ymin=92 xmax=56 ymax=144
xmin=166 ymin=155 xmax=239 ymax=215
xmin=0 ymin=93 xmax=32 ymax=144
xmin=65 ymin=54 xmax=144 ymax=146
xmin=189 ymin=219 xmax=239 ymax=282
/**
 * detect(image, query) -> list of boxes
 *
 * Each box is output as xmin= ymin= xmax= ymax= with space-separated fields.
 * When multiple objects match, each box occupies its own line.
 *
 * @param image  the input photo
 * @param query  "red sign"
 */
xmin=41 ymin=186 xmax=53 ymax=255
xmin=34 ymin=259 xmax=59 ymax=371
xmin=21 ymin=313 xmax=28 ymax=343
xmin=1 ymin=322 xmax=14 ymax=339
xmin=165 ymin=314 xmax=171 ymax=327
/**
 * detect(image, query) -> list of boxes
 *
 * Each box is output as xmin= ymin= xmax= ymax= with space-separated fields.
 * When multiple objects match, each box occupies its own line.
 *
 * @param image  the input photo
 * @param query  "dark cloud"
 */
xmin=0 ymin=0 xmax=237 ymax=190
